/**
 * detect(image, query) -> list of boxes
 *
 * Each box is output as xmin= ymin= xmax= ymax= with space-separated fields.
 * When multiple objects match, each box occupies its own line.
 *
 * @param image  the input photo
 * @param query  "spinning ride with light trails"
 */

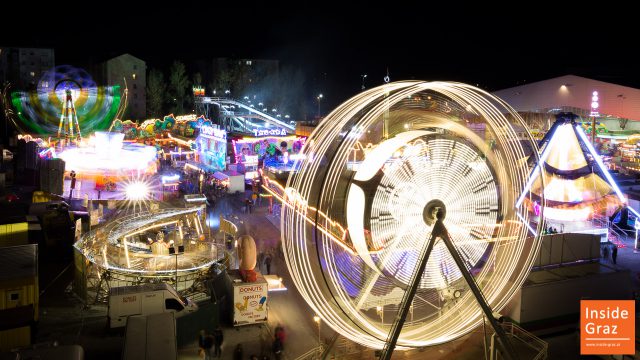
xmin=9 ymin=65 xmax=123 ymax=136
xmin=281 ymin=81 xmax=545 ymax=357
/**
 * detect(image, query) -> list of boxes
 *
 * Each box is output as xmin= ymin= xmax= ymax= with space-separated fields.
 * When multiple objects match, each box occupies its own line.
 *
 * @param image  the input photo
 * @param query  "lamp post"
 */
xmin=313 ymin=315 xmax=321 ymax=345
xmin=316 ymin=94 xmax=323 ymax=117
xmin=361 ymin=74 xmax=368 ymax=90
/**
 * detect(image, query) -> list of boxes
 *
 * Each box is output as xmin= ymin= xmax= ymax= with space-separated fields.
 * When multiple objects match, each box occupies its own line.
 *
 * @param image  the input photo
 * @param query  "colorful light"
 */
xmin=281 ymin=81 xmax=543 ymax=349
xmin=590 ymin=91 xmax=600 ymax=117
xmin=57 ymin=133 xmax=157 ymax=174
xmin=10 ymin=65 xmax=122 ymax=135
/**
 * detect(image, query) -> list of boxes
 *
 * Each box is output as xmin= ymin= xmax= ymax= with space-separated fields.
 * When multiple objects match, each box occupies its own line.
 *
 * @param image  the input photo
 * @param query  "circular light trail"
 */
xmin=281 ymin=81 xmax=543 ymax=349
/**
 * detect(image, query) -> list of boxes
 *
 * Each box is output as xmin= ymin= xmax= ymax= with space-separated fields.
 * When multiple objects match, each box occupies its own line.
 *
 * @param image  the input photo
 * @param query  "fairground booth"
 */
xmin=231 ymin=128 xmax=306 ymax=182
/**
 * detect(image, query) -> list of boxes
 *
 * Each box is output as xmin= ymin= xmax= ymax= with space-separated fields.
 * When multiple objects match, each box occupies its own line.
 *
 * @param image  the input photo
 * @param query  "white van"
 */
xmin=108 ymin=283 xmax=197 ymax=328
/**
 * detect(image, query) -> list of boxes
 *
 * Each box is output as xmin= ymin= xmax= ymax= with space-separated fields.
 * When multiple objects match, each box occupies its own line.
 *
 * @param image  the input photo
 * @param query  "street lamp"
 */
xmin=361 ymin=74 xmax=368 ymax=90
xmin=317 ymin=94 xmax=323 ymax=117
xmin=313 ymin=315 xmax=321 ymax=345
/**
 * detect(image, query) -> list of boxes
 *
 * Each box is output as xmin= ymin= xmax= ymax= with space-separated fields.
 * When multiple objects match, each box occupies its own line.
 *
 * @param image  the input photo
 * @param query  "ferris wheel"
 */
xmin=281 ymin=81 xmax=544 ymax=358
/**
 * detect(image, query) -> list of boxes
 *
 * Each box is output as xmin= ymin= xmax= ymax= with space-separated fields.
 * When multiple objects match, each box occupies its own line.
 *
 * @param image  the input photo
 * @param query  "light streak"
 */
xmin=515 ymin=125 xmax=558 ymax=208
xmin=74 ymin=208 xmax=219 ymax=275
xmin=575 ymin=124 xmax=626 ymax=202
xmin=280 ymin=81 xmax=543 ymax=349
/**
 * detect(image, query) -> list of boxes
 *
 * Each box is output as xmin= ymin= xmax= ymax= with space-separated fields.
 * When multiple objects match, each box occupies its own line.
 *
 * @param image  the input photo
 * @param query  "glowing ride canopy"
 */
xmin=58 ymin=131 xmax=157 ymax=174
xmin=520 ymin=116 xmax=624 ymax=221
xmin=281 ymin=81 xmax=543 ymax=349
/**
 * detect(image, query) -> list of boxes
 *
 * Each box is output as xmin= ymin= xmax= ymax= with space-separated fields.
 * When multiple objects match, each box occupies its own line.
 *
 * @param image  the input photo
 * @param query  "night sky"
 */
xmin=3 ymin=2 xmax=639 ymax=110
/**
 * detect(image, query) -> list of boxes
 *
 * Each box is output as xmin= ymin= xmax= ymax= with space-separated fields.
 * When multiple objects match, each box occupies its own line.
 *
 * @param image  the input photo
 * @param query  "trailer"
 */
xmin=122 ymin=312 xmax=177 ymax=360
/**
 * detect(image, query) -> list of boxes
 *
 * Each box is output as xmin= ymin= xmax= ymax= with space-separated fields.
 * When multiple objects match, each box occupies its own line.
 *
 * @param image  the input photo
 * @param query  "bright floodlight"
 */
xmin=125 ymin=181 xmax=149 ymax=201
xmin=281 ymin=81 xmax=543 ymax=350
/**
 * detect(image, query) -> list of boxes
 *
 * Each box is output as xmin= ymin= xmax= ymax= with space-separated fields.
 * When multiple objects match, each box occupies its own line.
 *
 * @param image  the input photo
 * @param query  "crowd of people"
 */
xmin=197 ymin=325 xmax=287 ymax=360
xmin=602 ymin=243 xmax=619 ymax=265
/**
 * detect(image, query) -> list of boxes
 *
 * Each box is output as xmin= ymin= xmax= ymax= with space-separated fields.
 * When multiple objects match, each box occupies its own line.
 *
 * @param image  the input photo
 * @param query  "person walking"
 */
xmin=602 ymin=245 xmax=609 ymax=261
xmin=213 ymin=326 xmax=224 ymax=358
xmin=233 ymin=344 xmax=243 ymax=360
xmin=612 ymin=245 xmax=618 ymax=265
xmin=257 ymin=251 xmax=265 ymax=273
xmin=199 ymin=330 xmax=206 ymax=359
xmin=275 ymin=325 xmax=286 ymax=345
xmin=264 ymin=255 xmax=272 ymax=275
xmin=199 ymin=330 xmax=214 ymax=360
xmin=272 ymin=337 xmax=283 ymax=360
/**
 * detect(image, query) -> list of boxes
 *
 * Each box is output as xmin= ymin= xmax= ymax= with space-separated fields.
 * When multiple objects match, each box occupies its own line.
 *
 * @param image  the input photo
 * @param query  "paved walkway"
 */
xmin=192 ymin=195 xmax=492 ymax=360
xmin=178 ymin=196 xmax=326 ymax=360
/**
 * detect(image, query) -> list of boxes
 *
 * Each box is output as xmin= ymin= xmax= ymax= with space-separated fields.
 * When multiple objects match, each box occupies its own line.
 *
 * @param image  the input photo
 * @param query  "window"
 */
xmin=165 ymin=298 xmax=184 ymax=311
xmin=133 ymin=84 xmax=137 ymax=89
xmin=10 ymin=292 xmax=19 ymax=301
xmin=246 ymin=60 xmax=252 ymax=66
xmin=133 ymin=64 xmax=137 ymax=70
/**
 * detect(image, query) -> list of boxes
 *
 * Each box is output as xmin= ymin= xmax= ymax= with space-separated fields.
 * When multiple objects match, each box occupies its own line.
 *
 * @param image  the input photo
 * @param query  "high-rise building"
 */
xmin=98 ymin=53 xmax=146 ymax=120
xmin=0 ymin=47 xmax=55 ymax=91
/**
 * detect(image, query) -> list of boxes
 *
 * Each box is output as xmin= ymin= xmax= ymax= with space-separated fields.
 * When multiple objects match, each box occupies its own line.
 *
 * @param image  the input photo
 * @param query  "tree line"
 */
xmin=146 ymin=60 xmax=309 ymax=121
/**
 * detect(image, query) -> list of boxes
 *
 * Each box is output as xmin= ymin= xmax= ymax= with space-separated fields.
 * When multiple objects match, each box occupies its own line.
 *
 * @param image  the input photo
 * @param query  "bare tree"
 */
xmin=146 ymin=68 xmax=166 ymax=117
xmin=169 ymin=61 xmax=189 ymax=114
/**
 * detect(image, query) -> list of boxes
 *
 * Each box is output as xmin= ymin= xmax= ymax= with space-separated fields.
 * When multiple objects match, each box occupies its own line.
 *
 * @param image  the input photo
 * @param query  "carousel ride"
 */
xmin=74 ymin=207 xmax=223 ymax=303
xmin=280 ymin=81 xmax=546 ymax=358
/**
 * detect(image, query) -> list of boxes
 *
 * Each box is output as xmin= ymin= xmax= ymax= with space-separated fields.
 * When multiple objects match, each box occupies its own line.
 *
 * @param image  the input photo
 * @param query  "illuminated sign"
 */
xmin=233 ymin=281 xmax=268 ymax=325
xmin=193 ymin=86 xmax=205 ymax=97
xmin=590 ymin=91 xmax=600 ymax=117
xmin=175 ymin=114 xmax=198 ymax=121
xmin=253 ymin=128 xmax=287 ymax=137
xmin=162 ymin=174 xmax=180 ymax=184
xmin=200 ymin=125 xmax=227 ymax=140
